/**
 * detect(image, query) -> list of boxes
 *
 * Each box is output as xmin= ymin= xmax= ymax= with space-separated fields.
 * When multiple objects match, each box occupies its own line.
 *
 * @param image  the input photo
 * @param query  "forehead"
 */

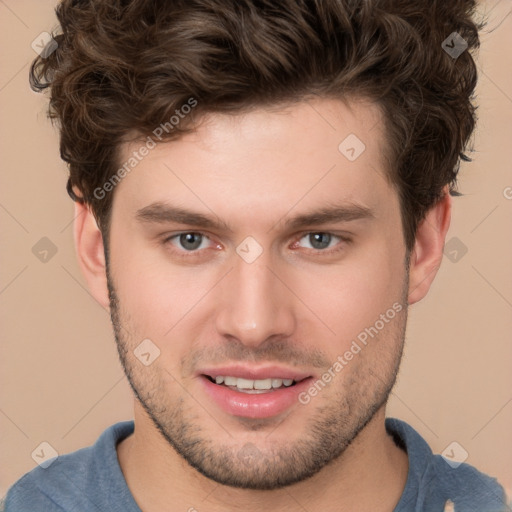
xmin=112 ymin=97 xmax=395 ymax=228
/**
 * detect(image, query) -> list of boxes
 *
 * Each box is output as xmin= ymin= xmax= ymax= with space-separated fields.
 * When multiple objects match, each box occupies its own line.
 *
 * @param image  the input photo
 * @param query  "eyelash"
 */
xmin=161 ymin=231 xmax=352 ymax=259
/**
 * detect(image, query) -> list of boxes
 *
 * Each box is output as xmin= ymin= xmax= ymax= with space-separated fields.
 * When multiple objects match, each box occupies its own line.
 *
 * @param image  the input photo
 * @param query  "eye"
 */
xmin=162 ymin=231 xmax=350 ymax=258
xmin=165 ymin=232 xmax=212 ymax=252
xmin=294 ymin=232 xmax=349 ymax=253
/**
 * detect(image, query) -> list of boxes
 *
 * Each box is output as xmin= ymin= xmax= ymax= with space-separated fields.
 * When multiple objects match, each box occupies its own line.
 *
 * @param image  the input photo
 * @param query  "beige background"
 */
xmin=1 ymin=0 xmax=511 ymax=502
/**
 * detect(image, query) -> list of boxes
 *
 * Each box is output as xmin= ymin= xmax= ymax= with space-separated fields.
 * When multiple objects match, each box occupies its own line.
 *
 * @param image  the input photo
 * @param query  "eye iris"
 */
xmin=180 ymin=233 xmax=202 ymax=250
xmin=310 ymin=233 xmax=331 ymax=250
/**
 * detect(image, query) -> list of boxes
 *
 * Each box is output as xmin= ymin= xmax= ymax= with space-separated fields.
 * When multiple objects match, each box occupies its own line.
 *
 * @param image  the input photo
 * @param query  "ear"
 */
xmin=73 ymin=199 xmax=110 ymax=311
xmin=408 ymin=185 xmax=452 ymax=305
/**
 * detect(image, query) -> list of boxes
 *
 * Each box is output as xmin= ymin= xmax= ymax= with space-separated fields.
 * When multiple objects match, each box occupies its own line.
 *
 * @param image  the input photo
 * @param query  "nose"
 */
xmin=214 ymin=249 xmax=296 ymax=348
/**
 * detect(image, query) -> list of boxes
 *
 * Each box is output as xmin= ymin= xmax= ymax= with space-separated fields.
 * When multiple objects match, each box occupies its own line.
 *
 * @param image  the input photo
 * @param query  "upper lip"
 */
xmin=198 ymin=364 xmax=312 ymax=381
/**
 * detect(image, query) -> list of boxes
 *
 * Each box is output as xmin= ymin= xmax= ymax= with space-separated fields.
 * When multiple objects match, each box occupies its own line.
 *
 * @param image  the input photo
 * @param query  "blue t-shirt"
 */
xmin=2 ymin=418 xmax=509 ymax=511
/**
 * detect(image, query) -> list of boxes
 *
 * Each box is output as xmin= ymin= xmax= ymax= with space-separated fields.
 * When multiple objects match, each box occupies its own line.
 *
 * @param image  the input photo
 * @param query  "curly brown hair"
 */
xmin=30 ymin=0 xmax=483 ymax=253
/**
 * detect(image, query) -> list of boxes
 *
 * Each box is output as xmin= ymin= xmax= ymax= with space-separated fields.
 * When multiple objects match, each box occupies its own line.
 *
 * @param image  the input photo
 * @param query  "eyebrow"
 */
xmin=135 ymin=201 xmax=375 ymax=232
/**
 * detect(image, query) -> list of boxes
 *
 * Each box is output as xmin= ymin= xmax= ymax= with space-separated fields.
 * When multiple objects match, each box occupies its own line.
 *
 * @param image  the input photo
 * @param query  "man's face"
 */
xmin=107 ymin=98 xmax=409 ymax=489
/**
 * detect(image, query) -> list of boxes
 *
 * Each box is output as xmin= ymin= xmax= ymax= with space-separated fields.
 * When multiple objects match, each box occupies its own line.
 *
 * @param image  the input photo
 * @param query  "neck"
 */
xmin=117 ymin=403 xmax=409 ymax=512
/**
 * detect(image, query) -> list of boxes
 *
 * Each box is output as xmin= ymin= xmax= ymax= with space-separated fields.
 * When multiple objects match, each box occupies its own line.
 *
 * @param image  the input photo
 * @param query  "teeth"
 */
xmin=254 ymin=379 xmax=272 ymax=390
xmin=211 ymin=376 xmax=295 ymax=390
xmin=237 ymin=378 xmax=256 ymax=389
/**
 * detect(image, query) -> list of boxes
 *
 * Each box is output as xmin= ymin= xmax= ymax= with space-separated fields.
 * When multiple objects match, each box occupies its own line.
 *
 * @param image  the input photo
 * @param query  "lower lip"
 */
xmin=199 ymin=375 xmax=313 ymax=419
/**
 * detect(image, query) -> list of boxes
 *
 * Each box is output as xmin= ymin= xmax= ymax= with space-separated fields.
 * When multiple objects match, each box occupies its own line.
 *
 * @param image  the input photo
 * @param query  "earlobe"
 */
xmin=73 ymin=200 xmax=110 ymax=311
xmin=408 ymin=186 xmax=452 ymax=305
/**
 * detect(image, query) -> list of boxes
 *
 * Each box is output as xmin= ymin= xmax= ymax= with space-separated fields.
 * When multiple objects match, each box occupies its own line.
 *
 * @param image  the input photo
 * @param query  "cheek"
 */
xmin=294 ymin=240 xmax=406 ymax=351
xmin=108 ymin=232 xmax=204 ymax=338
xmin=119 ymin=268 xmax=206 ymax=338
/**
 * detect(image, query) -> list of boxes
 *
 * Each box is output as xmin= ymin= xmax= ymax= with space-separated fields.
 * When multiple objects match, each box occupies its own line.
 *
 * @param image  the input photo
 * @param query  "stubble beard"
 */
xmin=106 ymin=259 xmax=409 ymax=490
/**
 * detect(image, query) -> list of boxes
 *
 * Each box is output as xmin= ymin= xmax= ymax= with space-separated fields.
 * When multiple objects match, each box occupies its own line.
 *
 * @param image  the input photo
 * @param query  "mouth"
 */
xmin=197 ymin=366 xmax=314 ymax=418
xmin=202 ymin=374 xmax=307 ymax=394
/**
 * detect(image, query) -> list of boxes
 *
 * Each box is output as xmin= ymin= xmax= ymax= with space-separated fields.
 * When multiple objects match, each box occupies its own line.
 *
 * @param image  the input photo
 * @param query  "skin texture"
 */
xmin=74 ymin=97 xmax=451 ymax=512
